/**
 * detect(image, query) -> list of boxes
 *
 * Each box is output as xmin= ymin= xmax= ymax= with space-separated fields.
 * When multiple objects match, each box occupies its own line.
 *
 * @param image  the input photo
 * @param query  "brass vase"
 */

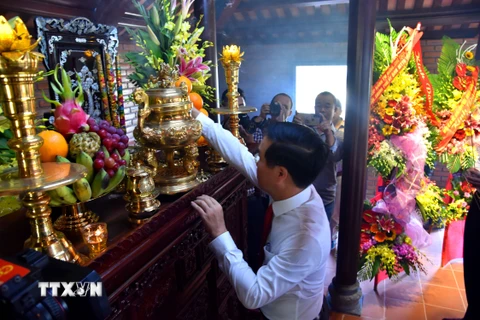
xmin=0 ymin=53 xmax=86 ymax=263
xmin=133 ymin=64 xmax=202 ymax=194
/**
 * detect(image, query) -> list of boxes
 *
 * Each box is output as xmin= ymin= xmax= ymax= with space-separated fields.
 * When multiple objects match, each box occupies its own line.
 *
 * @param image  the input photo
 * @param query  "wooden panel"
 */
xmin=80 ymin=167 xmax=250 ymax=320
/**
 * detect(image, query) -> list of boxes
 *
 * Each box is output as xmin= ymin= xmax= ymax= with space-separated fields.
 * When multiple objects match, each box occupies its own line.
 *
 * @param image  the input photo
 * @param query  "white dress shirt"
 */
xmin=196 ymin=113 xmax=331 ymax=320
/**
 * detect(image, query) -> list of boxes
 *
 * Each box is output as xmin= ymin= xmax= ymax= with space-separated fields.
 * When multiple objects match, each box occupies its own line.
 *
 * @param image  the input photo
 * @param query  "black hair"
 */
xmin=317 ymin=91 xmax=337 ymax=106
xmin=271 ymin=93 xmax=293 ymax=110
xmin=222 ymin=88 xmax=245 ymax=104
xmin=264 ymin=122 xmax=329 ymax=189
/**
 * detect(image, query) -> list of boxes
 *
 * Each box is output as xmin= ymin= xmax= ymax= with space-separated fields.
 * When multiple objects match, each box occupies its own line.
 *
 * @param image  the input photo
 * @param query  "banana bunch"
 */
xmin=48 ymin=152 xmax=125 ymax=206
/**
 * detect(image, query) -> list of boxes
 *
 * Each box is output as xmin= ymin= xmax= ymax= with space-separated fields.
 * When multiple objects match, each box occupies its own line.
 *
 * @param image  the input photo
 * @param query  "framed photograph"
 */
xmin=36 ymin=16 xmax=119 ymax=122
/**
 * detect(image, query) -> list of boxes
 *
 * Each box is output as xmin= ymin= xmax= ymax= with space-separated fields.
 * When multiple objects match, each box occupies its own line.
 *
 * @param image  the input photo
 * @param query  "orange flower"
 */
xmin=374 ymin=232 xmax=386 ymax=243
xmin=370 ymin=224 xmax=380 ymax=233
xmin=385 ymin=230 xmax=396 ymax=241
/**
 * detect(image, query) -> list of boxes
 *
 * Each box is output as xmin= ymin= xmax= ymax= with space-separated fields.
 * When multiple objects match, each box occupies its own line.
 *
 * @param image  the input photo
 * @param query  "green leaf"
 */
xmin=447 ymin=154 xmax=461 ymax=173
xmin=371 ymin=256 xmax=381 ymax=281
xmin=437 ymin=37 xmax=459 ymax=80
xmin=400 ymin=261 xmax=410 ymax=275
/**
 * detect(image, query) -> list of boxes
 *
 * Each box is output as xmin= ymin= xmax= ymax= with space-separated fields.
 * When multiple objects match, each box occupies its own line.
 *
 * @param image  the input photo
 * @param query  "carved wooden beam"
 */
xmin=217 ymin=0 xmax=243 ymax=29
xmin=236 ymin=0 xmax=349 ymax=13
xmin=0 ymin=0 xmax=94 ymax=20
xmin=377 ymin=4 xmax=480 ymax=28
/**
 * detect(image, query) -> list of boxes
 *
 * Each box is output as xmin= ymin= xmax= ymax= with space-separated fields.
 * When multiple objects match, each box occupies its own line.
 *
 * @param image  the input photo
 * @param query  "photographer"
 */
xmin=251 ymin=93 xmax=294 ymax=142
xmin=220 ymin=89 xmax=261 ymax=146
xmin=294 ymin=92 xmax=343 ymax=250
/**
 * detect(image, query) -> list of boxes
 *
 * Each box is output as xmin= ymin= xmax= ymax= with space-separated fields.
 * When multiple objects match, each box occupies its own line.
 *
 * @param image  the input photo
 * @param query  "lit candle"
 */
xmin=81 ymin=222 xmax=108 ymax=258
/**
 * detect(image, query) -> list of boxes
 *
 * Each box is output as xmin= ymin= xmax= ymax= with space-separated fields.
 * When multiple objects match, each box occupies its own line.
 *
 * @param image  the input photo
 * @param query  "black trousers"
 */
xmin=246 ymin=193 xmax=269 ymax=272
xmin=463 ymin=193 xmax=480 ymax=319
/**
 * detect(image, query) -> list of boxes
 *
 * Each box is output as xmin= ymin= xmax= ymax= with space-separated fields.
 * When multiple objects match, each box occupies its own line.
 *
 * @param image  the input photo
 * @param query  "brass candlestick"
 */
xmin=0 ymin=17 xmax=86 ymax=263
xmin=212 ymin=45 xmax=256 ymax=145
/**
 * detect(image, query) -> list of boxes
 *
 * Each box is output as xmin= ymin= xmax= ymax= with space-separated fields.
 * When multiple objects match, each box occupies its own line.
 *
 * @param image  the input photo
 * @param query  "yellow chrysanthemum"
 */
xmin=453 ymin=90 xmax=462 ymax=101
xmin=465 ymin=128 xmax=474 ymax=136
xmin=385 ymin=108 xmax=395 ymax=116
xmin=382 ymin=125 xmax=393 ymax=136
xmin=404 ymin=237 xmax=412 ymax=245
xmin=465 ymin=51 xmax=474 ymax=60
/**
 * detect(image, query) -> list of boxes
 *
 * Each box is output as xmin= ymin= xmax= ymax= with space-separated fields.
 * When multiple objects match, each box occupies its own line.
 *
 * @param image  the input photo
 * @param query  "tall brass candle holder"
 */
xmin=0 ymin=16 xmax=86 ymax=263
xmin=211 ymin=45 xmax=256 ymax=145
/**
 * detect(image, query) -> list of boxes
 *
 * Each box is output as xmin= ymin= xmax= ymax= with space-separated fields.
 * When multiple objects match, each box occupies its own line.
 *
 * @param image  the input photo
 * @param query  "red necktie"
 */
xmin=259 ymin=204 xmax=274 ymax=264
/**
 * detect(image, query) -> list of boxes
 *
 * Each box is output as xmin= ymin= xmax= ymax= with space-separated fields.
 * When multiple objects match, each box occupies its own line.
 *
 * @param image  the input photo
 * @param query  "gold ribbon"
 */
xmin=371 ymin=24 xmax=423 ymax=107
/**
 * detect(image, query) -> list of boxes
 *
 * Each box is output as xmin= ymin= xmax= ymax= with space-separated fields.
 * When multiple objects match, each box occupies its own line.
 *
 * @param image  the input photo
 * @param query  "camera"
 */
xmin=269 ymin=101 xmax=282 ymax=117
xmin=0 ymin=249 xmax=111 ymax=320
xmin=239 ymin=114 xmax=257 ymax=134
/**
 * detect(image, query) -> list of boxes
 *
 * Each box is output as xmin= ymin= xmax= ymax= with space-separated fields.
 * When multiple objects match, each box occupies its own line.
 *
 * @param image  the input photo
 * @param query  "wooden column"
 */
xmin=194 ymin=0 xmax=221 ymax=122
xmin=327 ymin=0 xmax=376 ymax=316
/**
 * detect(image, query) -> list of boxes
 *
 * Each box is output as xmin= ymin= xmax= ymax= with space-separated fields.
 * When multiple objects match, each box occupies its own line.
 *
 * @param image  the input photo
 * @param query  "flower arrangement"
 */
xmin=358 ymin=209 xmax=426 ymax=281
xmin=125 ymin=0 xmax=214 ymax=101
xmin=415 ymin=179 xmax=448 ymax=228
xmin=368 ymin=22 xmax=436 ymax=179
xmin=430 ymin=38 xmax=480 ymax=173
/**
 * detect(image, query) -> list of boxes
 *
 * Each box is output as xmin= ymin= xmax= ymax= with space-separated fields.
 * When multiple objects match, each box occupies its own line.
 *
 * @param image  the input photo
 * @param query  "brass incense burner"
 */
xmin=133 ymin=64 xmax=202 ymax=194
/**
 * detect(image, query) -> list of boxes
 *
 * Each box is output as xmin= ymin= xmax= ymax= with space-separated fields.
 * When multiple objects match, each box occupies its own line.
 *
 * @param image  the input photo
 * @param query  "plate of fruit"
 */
xmin=40 ymin=118 xmax=130 ymax=206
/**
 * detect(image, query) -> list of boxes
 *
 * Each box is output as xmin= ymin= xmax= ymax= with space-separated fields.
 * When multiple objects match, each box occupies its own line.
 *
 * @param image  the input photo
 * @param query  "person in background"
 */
xmin=190 ymin=106 xmax=331 ymax=320
xmin=443 ymin=168 xmax=480 ymax=320
xmin=294 ymin=92 xmax=343 ymax=250
xmin=332 ymin=98 xmax=345 ymax=131
xmin=331 ymin=98 xmax=344 ymax=249
xmin=251 ymin=93 xmax=294 ymax=141
xmin=221 ymin=89 xmax=262 ymax=147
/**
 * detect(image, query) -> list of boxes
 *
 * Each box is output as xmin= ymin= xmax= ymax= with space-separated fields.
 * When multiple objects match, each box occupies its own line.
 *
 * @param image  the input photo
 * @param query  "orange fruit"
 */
xmin=189 ymin=92 xmax=203 ymax=110
xmin=199 ymin=108 xmax=209 ymax=117
xmin=175 ymin=76 xmax=192 ymax=93
xmin=38 ymin=130 xmax=69 ymax=162
xmin=197 ymin=135 xmax=207 ymax=146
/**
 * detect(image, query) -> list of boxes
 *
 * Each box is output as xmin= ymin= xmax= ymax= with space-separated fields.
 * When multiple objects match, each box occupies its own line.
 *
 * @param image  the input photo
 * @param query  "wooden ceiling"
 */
xmin=0 ymin=0 xmax=479 ymax=44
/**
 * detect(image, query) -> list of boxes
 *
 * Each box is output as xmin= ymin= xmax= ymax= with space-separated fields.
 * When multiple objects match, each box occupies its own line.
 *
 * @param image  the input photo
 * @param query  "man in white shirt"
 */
xmin=190 ymin=107 xmax=331 ymax=320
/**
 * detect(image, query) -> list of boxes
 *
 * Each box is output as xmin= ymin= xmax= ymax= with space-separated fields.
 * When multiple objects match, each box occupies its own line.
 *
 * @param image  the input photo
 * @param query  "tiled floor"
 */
xmin=327 ymin=229 xmax=467 ymax=320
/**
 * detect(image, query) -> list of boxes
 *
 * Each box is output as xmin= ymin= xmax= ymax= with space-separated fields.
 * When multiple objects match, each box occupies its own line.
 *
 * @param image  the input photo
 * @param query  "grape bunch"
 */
xmin=86 ymin=118 xmax=130 ymax=178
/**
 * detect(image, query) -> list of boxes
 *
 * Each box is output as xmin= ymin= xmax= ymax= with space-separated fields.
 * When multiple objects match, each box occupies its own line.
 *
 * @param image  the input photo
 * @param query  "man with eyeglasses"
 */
xmin=294 ymin=92 xmax=343 ymax=250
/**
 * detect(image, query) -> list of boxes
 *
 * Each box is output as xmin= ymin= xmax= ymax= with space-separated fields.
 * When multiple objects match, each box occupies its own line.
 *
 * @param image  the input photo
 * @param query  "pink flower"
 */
xmin=453 ymin=190 xmax=460 ymax=196
xmin=464 ymin=192 xmax=471 ymax=198
xmin=178 ymin=56 xmax=210 ymax=81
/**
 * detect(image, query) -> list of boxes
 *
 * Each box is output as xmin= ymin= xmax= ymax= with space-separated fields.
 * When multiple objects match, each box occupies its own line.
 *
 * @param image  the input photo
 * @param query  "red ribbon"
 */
xmin=435 ymin=68 xmax=479 ymax=153
xmin=413 ymin=41 xmax=439 ymax=126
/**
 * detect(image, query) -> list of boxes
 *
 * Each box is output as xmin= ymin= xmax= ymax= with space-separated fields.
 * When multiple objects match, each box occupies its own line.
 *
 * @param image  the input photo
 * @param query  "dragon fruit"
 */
xmin=43 ymin=65 xmax=89 ymax=135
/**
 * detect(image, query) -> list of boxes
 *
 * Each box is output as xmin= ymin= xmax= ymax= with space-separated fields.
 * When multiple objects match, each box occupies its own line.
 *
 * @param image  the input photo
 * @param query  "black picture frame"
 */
xmin=35 ymin=16 xmax=119 ymax=122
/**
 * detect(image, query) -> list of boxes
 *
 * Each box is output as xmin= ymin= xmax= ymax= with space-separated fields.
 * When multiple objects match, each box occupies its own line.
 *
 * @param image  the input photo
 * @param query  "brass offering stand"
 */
xmin=53 ymin=198 xmax=101 ymax=235
xmin=133 ymin=64 xmax=202 ymax=195
xmin=0 ymin=53 xmax=86 ymax=263
xmin=211 ymin=45 xmax=256 ymax=145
